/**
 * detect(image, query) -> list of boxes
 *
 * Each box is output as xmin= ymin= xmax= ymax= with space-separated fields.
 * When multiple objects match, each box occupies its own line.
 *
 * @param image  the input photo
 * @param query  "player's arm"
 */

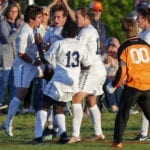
xmin=106 ymin=60 xmax=127 ymax=94
xmin=112 ymin=60 xmax=127 ymax=88
xmin=61 ymin=0 xmax=76 ymax=22
xmin=18 ymin=52 xmax=41 ymax=66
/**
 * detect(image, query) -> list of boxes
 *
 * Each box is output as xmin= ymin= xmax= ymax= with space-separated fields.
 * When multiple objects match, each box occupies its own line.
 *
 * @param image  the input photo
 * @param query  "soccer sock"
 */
xmin=47 ymin=109 xmax=54 ymax=129
xmin=5 ymin=97 xmax=21 ymax=127
xmin=89 ymin=104 xmax=103 ymax=135
xmin=140 ymin=112 xmax=149 ymax=136
xmin=34 ymin=110 xmax=47 ymax=138
xmin=54 ymin=114 xmax=66 ymax=135
xmin=72 ymin=103 xmax=83 ymax=137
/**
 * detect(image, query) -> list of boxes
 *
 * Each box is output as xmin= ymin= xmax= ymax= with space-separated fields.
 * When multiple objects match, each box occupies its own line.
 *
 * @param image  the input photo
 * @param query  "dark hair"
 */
xmin=24 ymin=5 xmax=42 ymax=23
xmin=76 ymin=7 xmax=94 ymax=22
xmin=51 ymin=4 xmax=68 ymax=17
xmin=137 ymin=7 xmax=150 ymax=23
xmin=62 ymin=20 xmax=78 ymax=38
xmin=4 ymin=2 xmax=21 ymax=21
xmin=120 ymin=17 xmax=138 ymax=38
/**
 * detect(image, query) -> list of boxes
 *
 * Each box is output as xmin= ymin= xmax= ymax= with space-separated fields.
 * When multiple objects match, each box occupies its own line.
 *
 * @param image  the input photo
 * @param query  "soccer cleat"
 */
xmin=85 ymin=134 xmax=105 ymax=142
xmin=58 ymin=132 xmax=70 ymax=144
xmin=67 ymin=136 xmax=82 ymax=144
xmin=1 ymin=123 xmax=13 ymax=137
xmin=29 ymin=137 xmax=43 ymax=145
xmin=133 ymin=134 xmax=150 ymax=141
xmin=42 ymin=127 xmax=58 ymax=141
xmin=111 ymin=142 xmax=123 ymax=149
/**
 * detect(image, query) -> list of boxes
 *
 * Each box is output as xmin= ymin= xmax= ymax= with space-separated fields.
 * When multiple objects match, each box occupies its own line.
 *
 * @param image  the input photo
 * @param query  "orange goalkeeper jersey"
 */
xmin=112 ymin=38 xmax=150 ymax=91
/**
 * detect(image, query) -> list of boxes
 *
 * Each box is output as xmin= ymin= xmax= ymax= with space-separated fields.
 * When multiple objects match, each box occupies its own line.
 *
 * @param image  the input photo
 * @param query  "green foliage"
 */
xmin=32 ymin=0 xmax=134 ymax=42
xmin=0 ymin=113 xmax=150 ymax=150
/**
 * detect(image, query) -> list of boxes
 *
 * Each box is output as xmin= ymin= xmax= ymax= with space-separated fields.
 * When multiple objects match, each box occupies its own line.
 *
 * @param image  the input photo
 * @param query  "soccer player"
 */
xmin=1 ymin=5 xmax=43 ymax=137
xmin=33 ymin=20 xmax=92 ymax=144
xmin=133 ymin=7 xmax=150 ymax=141
xmin=68 ymin=7 xmax=106 ymax=143
xmin=36 ymin=4 xmax=69 ymax=140
xmin=106 ymin=18 xmax=150 ymax=149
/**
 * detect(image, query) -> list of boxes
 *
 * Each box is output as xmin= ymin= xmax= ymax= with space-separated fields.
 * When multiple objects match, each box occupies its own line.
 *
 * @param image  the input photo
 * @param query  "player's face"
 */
xmin=53 ymin=11 xmax=67 ymax=28
xmin=33 ymin=14 xmax=42 ymax=28
xmin=75 ymin=10 xmax=85 ymax=28
xmin=136 ymin=15 xmax=146 ymax=30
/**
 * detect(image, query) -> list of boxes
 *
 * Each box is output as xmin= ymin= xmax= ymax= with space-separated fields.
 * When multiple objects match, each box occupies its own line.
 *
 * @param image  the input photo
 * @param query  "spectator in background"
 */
xmin=0 ymin=2 xmax=22 ymax=108
xmin=89 ymin=0 xmax=107 ymax=54
xmin=102 ymin=37 xmax=121 ymax=113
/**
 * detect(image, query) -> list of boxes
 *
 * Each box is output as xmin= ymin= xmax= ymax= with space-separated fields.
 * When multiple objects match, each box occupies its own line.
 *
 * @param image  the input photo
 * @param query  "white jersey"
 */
xmin=139 ymin=27 xmax=150 ymax=44
xmin=13 ymin=23 xmax=38 ymax=88
xmin=43 ymin=26 xmax=63 ymax=44
xmin=77 ymin=24 xmax=106 ymax=95
xmin=43 ymin=38 xmax=92 ymax=102
xmin=14 ymin=23 xmax=38 ymax=67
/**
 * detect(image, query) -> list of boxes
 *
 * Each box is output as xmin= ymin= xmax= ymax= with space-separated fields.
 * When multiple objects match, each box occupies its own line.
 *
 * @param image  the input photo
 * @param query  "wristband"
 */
xmin=31 ymin=59 xmax=35 ymax=65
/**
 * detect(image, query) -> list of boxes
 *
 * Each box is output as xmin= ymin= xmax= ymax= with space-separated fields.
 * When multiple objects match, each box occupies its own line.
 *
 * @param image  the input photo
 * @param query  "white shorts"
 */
xmin=43 ymin=81 xmax=79 ymax=102
xmin=13 ymin=63 xmax=36 ymax=88
xmin=79 ymin=64 xmax=106 ymax=96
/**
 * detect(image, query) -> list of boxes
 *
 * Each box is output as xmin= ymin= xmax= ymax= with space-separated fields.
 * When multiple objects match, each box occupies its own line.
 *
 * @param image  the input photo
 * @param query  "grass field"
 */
xmin=0 ymin=111 xmax=150 ymax=150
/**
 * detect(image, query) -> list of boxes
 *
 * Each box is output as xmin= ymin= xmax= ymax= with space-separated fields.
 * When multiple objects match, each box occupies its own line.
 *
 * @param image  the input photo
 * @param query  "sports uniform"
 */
xmin=136 ymin=26 xmax=150 ymax=140
xmin=44 ymin=38 xmax=92 ymax=102
xmin=43 ymin=26 xmax=63 ymax=45
xmin=78 ymin=24 xmax=106 ymax=95
xmin=34 ymin=37 xmax=92 ymax=140
xmin=69 ymin=22 xmax=106 ymax=143
xmin=109 ymin=38 xmax=150 ymax=145
xmin=14 ymin=23 xmax=38 ymax=88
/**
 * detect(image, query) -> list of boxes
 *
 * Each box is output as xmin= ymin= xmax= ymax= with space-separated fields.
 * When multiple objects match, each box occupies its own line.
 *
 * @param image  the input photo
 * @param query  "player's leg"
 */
xmin=68 ymin=92 xmax=87 ymax=143
xmin=86 ymin=95 xmax=105 ymax=141
xmin=34 ymin=94 xmax=53 ymax=143
xmin=2 ymin=65 xmax=35 ymax=136
xmin=53 ymin=103 xmax=69 ymax=143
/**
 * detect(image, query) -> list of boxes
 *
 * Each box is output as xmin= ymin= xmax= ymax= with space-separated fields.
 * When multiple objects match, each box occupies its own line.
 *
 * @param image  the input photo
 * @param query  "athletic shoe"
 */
xmin=111 ymin=142 xmax=123 ymax=149
xmin=58 ymin=132 xmax=70 ymax=144
xmin=67 ymin=136 xmax=81 ymax=144
xmin=42 ymin=127 xmax=58 ymax=141
xmin=129 ymin=109 xmax=139 ymax=115
xmin=29 ymin=137 xmax=43 ymax=145
xmin=0 ymin=104 xmax=8 ymax=110
xmin=86 ymin=134 xmax=105 ymax=142
xmin=1 ymin=123 xmax=13 ymax=137
xmin=133 ymin=134 xmax=150 ymax=141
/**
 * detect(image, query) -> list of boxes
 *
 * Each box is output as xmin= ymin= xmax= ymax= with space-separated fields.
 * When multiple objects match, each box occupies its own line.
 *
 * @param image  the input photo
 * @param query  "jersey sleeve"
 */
xmin=44 ymin=41 xmax=60 ymax=67
xmin=81 ymin=45 xmax=92 ymax=67
xmin=16 ymin=32 xmax=28 ymax=54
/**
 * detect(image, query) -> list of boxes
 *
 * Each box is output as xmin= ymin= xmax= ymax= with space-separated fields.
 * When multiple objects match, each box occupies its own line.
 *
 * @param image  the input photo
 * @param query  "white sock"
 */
xmin=72 ymin=104 xmax=83 ymax=137
xmin=89 ymin=104 xmax=103 ymax=135
xmin=34 ymin=110 xmax=47 ymax=138
xmin=54 ymin=114 xmax=66 ymax=135
xmin=140 ymin=112 xmax=149 ymax=136
xmin=5 ymin=97 xmax=21 ymax=127
xmin=47 ymin=109 xmax=54 ymax=129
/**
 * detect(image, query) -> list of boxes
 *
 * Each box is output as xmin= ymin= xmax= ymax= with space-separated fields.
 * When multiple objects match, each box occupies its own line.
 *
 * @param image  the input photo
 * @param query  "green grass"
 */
xmin=0 ymin=112 xmax=150 ymax=150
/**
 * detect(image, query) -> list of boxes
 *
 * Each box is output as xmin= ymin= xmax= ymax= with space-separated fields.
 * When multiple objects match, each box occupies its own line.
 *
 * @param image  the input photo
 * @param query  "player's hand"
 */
xmin=35 ymin=33 xmax=42 ymax=45
xmin=34 ymin=57 xmax=42 ymax=66
xmin=106 ymin=82 xmax=116 ymax=94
